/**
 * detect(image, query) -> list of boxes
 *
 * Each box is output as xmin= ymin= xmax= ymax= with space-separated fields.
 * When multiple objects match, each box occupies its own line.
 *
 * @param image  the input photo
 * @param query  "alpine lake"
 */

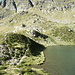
xmin=35 ymin=45 xmax=75 ymax=75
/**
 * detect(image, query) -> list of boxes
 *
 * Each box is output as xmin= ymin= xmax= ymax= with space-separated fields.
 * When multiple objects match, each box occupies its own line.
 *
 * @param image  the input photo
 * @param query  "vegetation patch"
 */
xmin=51 ymin=26 xmax=75 ymax=43
xmin=0 ymin=32 xmax=46 ymax=75
xmin=20 ymin=51 xmax=45 ymax=66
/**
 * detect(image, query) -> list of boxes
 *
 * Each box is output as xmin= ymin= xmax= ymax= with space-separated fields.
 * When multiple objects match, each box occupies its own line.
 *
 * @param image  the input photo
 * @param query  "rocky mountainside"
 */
xmin=0 ymin=0 xmax=75 ymax=75
xmin=0 ymin=0 xmax=75 ymax=45
xmin=1 ymin=0 xmax=75 ymax=12
xmin=1 ymin=0 xmax=34 ymax=12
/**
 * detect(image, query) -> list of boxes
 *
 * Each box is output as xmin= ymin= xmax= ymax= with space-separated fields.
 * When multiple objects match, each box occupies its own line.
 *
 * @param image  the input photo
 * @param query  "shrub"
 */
xmin=5 ymin=33 xmax=28 ymax=47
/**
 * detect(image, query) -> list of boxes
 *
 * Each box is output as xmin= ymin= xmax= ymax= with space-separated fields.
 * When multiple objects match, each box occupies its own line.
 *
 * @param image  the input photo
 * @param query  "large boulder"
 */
xmin=32 ymin=30 xmax=48 ymax=39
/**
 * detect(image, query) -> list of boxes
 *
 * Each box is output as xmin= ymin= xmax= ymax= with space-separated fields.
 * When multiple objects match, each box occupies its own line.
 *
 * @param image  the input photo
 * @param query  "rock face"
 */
xmin=1 ymin=0 xmax=75 ymax=12
xmin=2 ymin=0 xmax=17 ymax=12
xmin=0 ymin=1 xmax=2 ymax=5
xmin=1 ymin=0 xmax=6 ymax=8
xmin=1 ymin=0 xmax=34 ymax=12
xmin=16 ymin=0 xmax=34 ymax=12
xmin=32 ymin=30 xmax=48 ymax=39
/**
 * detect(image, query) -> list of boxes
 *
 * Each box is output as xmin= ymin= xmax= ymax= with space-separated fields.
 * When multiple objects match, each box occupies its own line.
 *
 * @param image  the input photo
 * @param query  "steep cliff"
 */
xmin=1 ymin=0 xmax=75 ymax=12
xmin=1 ymin=0 xmax=17 ymax=12
xmin=1 ymin=0 xmax=34 ymax=12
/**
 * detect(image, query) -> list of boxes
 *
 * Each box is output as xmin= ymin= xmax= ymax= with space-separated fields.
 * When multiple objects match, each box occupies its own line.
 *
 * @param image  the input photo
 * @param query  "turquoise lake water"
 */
xmin=40 ymin=45 xmax=75 ymax=75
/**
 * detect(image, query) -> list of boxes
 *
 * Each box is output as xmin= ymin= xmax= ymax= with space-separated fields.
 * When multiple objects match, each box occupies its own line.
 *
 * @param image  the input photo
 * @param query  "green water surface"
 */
xmin=40 ymin=45 xmax=75 ymax=75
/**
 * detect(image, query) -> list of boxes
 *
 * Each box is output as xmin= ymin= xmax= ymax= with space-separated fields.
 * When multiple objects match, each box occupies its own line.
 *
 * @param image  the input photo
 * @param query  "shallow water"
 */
xmin=38 ymin=45 xmax=75 ymax=75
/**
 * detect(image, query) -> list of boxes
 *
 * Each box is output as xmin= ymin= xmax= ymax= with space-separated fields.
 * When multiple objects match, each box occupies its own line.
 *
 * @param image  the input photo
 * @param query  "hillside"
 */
xmin=0 ymin=0 xmax=75 ymax=46
xmin=0 ymin=0 xmax=75 ymax=75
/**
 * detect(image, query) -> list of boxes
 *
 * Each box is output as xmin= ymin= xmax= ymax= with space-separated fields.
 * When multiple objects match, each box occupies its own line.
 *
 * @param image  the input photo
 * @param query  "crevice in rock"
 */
xmin=13 ymin=0 xmax=17 ymax=12
xmin=2 ymin=0 xmax=6 ymax=8
xmin=28 ymin=0 xmax=34 ymax=7
xmin=0 ymin=1 xmax=2 ymax=5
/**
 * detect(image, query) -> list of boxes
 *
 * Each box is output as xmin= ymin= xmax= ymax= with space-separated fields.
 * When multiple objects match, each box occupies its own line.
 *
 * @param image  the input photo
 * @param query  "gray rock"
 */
xmin=2 ymin=0 xmax=17 ymax=12
xmin=32 ymin=30 xmax=48 ymax=39
xmin=21 ymin=24 xmax=26 ymax=27
xmin=1 ymin=0 xmax=34 ymax=12
xmin=19 ymin=11 xmax=28 ymax=15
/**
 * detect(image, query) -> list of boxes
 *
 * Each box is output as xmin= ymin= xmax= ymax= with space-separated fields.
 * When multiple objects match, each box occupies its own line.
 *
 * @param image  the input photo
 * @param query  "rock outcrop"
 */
xmin=1 ymin=0 xmax=34 ymax=12
xmin=2 ymin=0 xmax=17 ymax=12
xmin=32 ymin=30 xmax=48 ymax=39
xmin=1 ymin=0 xmax=75 ymax=13
xmin=0 ymin=1 xmax=2 ymax=5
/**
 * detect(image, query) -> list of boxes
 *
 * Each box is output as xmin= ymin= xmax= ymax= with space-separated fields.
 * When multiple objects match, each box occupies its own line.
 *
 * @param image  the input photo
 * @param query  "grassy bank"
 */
xmin=0 ymin=51 xmax=48 ymax=75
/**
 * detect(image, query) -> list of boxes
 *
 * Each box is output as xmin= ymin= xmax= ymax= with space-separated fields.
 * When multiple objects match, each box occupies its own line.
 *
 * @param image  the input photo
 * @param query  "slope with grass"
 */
xmin=0 ymin=0 xmax=75 ymax=75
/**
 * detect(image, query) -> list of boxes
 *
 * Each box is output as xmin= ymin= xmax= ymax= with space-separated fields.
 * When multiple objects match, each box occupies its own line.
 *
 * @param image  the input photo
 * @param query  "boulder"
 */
xmin=21 ymin=24 xmax=26 ymax=27
xmin=32 ymin=30 xmax=48 ymax=39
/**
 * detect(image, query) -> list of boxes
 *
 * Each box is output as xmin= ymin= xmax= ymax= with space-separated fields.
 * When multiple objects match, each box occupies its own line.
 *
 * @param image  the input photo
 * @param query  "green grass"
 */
xmin=51 ymin=26 xmax=75 ymax=43
xmin=20 ymin=51 xmax=45 ymax=65
xmin=0 ymin=1 xmax=75 ymax=75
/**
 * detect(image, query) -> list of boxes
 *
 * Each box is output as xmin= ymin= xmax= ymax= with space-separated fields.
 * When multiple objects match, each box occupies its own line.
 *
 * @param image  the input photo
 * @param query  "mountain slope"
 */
xmin=0 ymin=0 xmax=75 ymax=75
xmin=0 ymin=0 xmax=75 ymax=46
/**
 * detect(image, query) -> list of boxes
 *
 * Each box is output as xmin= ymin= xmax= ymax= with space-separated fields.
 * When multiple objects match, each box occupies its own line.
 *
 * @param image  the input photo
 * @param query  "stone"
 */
xmin=21 ymin=24 xmax=26 ymax=27
xmin=19 ymin=11 xmax=28 ymax=15
xmin=8 ymin=19 xmax=13 ymax=23
xmin=32 ymin=30 xmax=48 ymax=39
xmin=68 ymin=29 xmax=73 ymax=32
